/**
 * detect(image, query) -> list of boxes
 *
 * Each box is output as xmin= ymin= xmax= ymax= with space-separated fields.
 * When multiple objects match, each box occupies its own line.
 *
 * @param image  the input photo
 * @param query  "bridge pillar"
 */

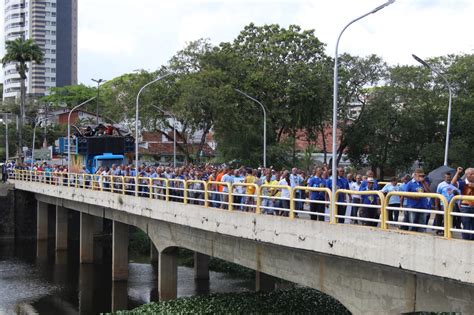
xmin=151 ymin=242 xmax=158 ymax=264
xmin=80 ymin=213 xmax=95 ymax=263
xmin=94 ymin=218 xmax=104 ymax=263
xmin=112 ymin=221 xmax=129 ymax=281
xmin=194 ymin=252 xmax=210 ymax=280
xmin=159 ymin=248 xmax=178 ymax=301
xmin=256 ymin=271 xmax=276 ymax=292
xmin=55 ymin=206 xmax=68 ymax=251
xmin=37 ymin=200 xmax=49 ymax=241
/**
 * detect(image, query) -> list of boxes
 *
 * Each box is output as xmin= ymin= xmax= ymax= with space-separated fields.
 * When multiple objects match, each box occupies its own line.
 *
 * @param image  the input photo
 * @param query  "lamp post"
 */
xmin=331 ymin=0 xmax=395 ymax=223
xmin=31 ymin=115 xmax=55 ymax=168
xmin=135 ymin=74 xmax=171 ymax=193
xmin=235 ymin=89 xmax=267 ymax=168
xmin=92 ymin=78 xmax=106 ymax=124
xmin=67 ymin=97 xmax=97 ymax=171
xmin=1 ymin=112 xmax=11 ymax=161
xmin=412 ymin=54 xmax=453 ymax=166
xmin=151 ymin=105 xmax=177 ymax=168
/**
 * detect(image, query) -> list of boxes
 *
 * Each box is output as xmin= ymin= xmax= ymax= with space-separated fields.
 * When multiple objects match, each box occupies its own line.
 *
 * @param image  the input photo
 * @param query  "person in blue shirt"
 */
xmin=307 ymin=167 xmax=326 ymax=221
xmin=434 ymin=172 xmax=459 ymax=235
xmin=451 ymin=167 xmax=474 ymax=240
xmin=405 ymin=168 xmax=430 ymax=232
xmin=359 ymin=178 xmax=380 ymax=227
xmin=381 ymin=177 xmax=401 ymax=222
xmin=359 ymin=170 xmax=379 ymax=191
xmin=398 ymin=174 xmax=411 ymax=230
xmin=326 ymin=168 xmax=350 ymax=223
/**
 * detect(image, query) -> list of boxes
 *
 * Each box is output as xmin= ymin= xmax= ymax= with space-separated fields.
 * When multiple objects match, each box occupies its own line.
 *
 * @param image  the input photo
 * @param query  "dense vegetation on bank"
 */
xmin=111 ymin=287 xmax=350 ymax=314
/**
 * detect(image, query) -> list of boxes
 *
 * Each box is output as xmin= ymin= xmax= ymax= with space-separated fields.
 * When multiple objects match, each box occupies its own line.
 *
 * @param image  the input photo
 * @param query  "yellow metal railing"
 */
xmin=448 ymin=195 xmax=474 ymax=240
xmin=385 ymin=191 xmax=448 ymax=235
xmin=335 ymin=189 xmax=385 ymax=226
xmin=292 ymin=186 xmax=332 ymax=220
xmin=11 ymin=170 xmax=474 ymax=241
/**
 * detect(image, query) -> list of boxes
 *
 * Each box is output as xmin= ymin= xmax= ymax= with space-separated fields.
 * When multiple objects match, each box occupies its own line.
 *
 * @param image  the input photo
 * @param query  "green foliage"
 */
xmin=128 ymin=228 xmax=151 ymax=256
xmin=111 ymin=288 xmax=350 ymax=315
xmin=2 ymin=38 xmax=43 ymax=79
xmin=41 ymin=84 xmax=96 ymax=109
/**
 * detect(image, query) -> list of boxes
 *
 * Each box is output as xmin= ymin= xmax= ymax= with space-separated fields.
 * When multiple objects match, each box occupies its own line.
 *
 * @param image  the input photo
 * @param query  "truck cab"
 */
xmin=88 ymin=153 xmax=125 ymax=174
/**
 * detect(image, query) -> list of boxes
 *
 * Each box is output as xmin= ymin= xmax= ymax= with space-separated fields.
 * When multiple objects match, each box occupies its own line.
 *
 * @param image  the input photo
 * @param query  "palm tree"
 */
xmin=2 ymin=38 xmax=44 ymax=161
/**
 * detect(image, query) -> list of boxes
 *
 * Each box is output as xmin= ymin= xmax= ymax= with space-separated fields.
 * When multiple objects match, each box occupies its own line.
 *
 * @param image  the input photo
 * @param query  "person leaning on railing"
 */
xmin=359 ymin=178 xmax=380 ymax=227
xmin=451 ymin=167 xmax=474 ymax=240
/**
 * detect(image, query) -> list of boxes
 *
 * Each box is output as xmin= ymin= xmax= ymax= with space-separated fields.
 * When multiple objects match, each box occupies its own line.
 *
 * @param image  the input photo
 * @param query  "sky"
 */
xmin=2 ymin=0 xmax=474 ymax=86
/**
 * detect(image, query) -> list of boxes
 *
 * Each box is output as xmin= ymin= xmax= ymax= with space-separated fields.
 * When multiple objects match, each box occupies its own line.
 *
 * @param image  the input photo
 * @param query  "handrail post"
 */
xmin=290 ymin=188 xmax=295 ymax=219
xmin=204 ymin=183 xmax=209 ymax=207
xmin=165 ymin=179 xmax=170 ymax=202
xmin=380 ymin=192 xmax=388 ymax=230
xmin=255 ymin=184 xmax=261 ymax=214
xmin=330 ymin=190 xmax=338 ymax=224
xmin=228 ymin=183 xmax=233 ymax=211
xmin=121 ymin=176 xmax=125 ymax=195
xmin=149 ymin=178 xmax=153 ymax=199
xmin=183 ymin=180 xmax=188 ymax=205
xmin=445 ymin=196 xmax=453 ymax=239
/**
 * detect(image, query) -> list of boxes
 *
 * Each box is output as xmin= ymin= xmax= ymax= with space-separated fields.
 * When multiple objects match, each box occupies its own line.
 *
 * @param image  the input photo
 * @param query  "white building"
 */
xmin=3 ymin=0 xmax=78 ymax=99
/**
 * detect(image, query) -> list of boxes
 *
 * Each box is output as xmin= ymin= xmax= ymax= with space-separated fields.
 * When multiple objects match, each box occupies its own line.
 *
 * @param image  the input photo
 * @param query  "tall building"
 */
xmin=3 ymin=0 xmax=77 ymax=99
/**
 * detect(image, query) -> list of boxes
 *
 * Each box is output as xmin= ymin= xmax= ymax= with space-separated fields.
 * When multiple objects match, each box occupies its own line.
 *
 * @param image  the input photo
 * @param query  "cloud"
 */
xmin=1 ymin=0 xmax=473 ymax=85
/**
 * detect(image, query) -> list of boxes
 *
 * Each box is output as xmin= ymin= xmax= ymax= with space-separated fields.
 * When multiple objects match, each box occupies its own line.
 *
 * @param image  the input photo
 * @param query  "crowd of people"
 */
xmin=7 ymin=161 xmax=474 ymax=240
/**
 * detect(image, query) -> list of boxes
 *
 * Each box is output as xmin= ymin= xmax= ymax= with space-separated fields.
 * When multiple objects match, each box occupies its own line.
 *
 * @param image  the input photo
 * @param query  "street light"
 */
xmin=135 ymin=74 xmax=171 ymax=193
xmin=0 ymin=112 xmax=12 ymax=161
xmin=412 ymin=54 xmax=453 ymax=166
xmin=67 ymin=97 xmax=97 ymax=171
xmin=31 ymin=115 xmax=54 ymax=168
xmin=331 ymin=0 xmax=395 ymax=223
xmin=235 ymin=89 xmax=267 ymax=168
xmin=92 ymin=78 xmax=106 ymax=124
xmin=151 ymin=105 xmax=178 ymax=168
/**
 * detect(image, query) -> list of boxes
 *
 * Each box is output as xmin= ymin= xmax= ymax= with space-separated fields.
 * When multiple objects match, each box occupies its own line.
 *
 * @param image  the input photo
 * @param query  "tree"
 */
xmin=2 ymin=38 xmax=43 ymax=160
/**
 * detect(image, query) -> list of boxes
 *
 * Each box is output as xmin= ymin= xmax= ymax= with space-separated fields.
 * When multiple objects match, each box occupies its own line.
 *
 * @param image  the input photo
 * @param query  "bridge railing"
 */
xmin=11 ymin=170 xmax=474 ymax=240
xmin=292 ymin=186 xmax=331 ymax=220
xmin=448 ymin=195 xmax=474 ymax=240
xmin=383 ymin=191 xmax=449 ymax=233
xmin=335 ymin=189 xmax=385 ymax=226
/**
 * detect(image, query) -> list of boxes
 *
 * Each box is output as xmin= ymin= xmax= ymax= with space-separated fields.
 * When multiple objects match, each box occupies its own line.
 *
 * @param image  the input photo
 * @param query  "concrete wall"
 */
xmin=0 ymin=184 xmax=15 ymax=239
xmin=12 ymin=181 xmax=474 ymax=314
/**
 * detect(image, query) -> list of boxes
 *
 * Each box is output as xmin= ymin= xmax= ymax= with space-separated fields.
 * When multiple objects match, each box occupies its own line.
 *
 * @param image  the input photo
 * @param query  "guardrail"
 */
xmin=9 ymin=170 xmax=474 ymax=240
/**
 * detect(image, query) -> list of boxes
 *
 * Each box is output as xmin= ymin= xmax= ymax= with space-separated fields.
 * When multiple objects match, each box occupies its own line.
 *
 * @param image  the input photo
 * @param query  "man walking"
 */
xmin=405 ymin=168 xmax=430 ymax=232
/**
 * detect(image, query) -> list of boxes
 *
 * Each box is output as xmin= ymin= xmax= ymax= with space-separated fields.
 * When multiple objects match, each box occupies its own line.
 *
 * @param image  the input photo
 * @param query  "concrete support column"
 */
xmin=112 ymin=221 xmax=129 ymax=281
xmin=80 ymin=213 xmax=95 ymax=264
xmin=94 ymin=218 xmax=104 ymax=263
xmin=256 ymin=271 xmax=276 ymax=292
xmin=150 ymin=242 xmax=159 ymax=264
xmin=158 ymin=248 xmax=178 ymax=301
xmin=37 ymin=201 xmax=49 ymax=241
xmin=194 ymin=252 xmax=210 ymax=280
xmin=55 ymin=206 xmax=68 ymax=251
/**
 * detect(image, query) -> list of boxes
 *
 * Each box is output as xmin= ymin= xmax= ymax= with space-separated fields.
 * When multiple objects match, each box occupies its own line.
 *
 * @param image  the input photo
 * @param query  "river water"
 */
xmin=0 ymin=240 xmax=253 ymax=314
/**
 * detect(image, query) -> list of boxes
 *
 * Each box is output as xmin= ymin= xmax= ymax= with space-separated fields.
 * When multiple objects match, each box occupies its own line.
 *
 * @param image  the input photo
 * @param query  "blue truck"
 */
xmin=60 ymin=135 xmax=134 ymax=173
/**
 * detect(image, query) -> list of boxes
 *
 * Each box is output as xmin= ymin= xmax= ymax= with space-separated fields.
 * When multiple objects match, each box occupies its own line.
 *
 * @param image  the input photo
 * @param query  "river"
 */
xmin=0 ymin=239 xmax=253 ymax=314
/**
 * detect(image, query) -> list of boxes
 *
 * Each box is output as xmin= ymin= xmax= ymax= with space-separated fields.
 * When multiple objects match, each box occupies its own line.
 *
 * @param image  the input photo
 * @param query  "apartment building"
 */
xmin=3 ymin=0 xmax=77 ymax=99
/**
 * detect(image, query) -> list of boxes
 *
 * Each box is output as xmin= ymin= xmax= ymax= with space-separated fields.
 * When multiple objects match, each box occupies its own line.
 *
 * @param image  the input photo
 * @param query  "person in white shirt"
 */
xmin=279 ymin=171 xmax=291 ymax=217
xmin=349 ymin=174 xmax=362 ymax=224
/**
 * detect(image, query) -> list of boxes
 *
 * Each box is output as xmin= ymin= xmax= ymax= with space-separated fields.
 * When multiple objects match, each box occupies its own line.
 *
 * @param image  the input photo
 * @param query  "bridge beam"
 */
xmin=112 ymin=221 xmax=129 ymax=281
xmin=194 ymin=252 xmax=210 ymax=280
xmin=80 ymin=213 xmax=95 ymax=263
xmin=55 ymin=205 xmax=68 ymax=251
xmin=159 ymin=248 xmax=178 ymax=301
xmin=37 ymin=200 xmax=49 ymax=241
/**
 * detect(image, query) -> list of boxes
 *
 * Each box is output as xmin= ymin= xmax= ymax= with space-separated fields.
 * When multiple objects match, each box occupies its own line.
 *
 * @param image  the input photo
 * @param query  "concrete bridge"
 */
xmin=8 ymin=173 xmax=474 ymax=315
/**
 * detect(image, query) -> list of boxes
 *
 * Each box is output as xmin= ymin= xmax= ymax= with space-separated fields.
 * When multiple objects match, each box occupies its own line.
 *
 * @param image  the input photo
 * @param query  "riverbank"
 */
xmin=111 ymin=287 xmax=350 ymax=314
